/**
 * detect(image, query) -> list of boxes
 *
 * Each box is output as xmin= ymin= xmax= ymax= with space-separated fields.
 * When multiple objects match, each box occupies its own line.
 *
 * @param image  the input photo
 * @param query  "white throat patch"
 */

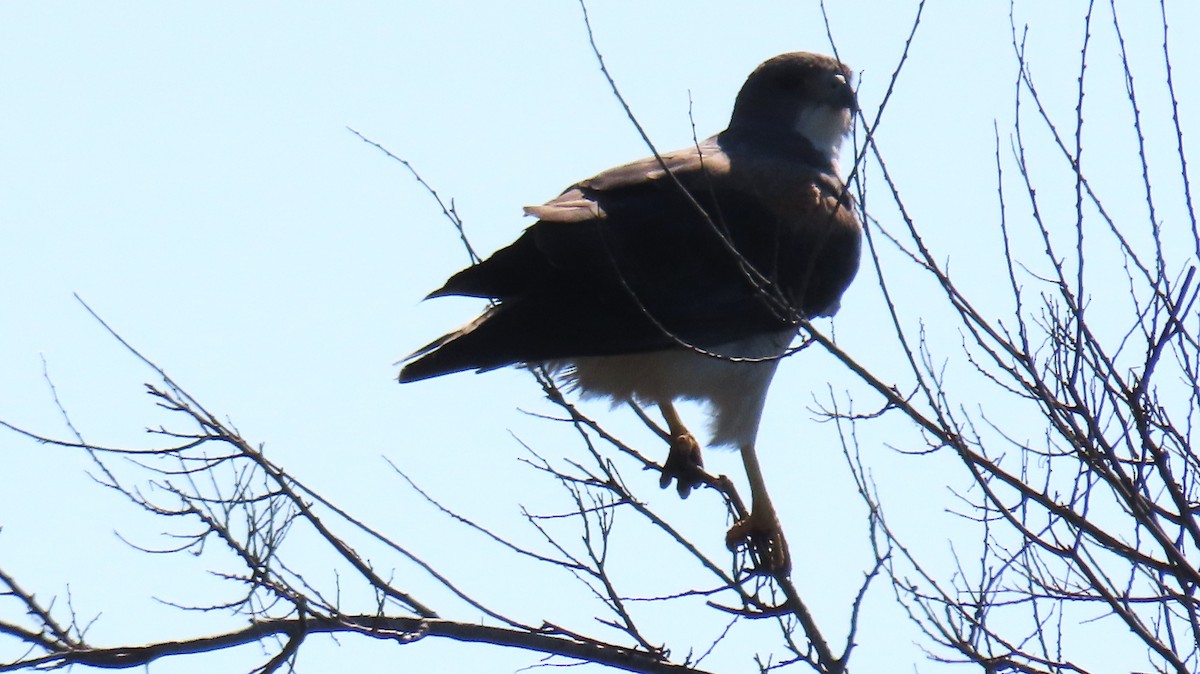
xmin=793 ymin=105 xmax=852 ymax=167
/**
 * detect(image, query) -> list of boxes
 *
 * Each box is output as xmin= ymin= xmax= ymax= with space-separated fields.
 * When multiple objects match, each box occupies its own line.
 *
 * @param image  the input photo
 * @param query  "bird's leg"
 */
xmin=726 ymin=442 xmax=791 ymax=575
xmin=657 ymin=401 xmax=705 ymax=498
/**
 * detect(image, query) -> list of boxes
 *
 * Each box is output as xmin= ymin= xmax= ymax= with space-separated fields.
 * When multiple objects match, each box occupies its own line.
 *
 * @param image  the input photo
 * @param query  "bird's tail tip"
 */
xmin=397 ymin=308 xmax=499 ymax=383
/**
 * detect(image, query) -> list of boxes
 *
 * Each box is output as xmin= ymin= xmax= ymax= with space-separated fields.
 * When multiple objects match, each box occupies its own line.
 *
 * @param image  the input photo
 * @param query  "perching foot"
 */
xmin=659 ymin=431 xmax=705 ymax=498
xmin=726 ymin=507 xmax=791 ymax=575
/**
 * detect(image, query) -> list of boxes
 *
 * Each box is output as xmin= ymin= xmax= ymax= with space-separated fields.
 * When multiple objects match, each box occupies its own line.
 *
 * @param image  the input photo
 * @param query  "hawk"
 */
xmin=400 ymin=52 xmax=861 ymax=573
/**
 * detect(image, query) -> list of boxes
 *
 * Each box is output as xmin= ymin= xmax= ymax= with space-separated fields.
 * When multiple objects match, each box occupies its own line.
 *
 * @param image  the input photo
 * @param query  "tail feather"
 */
xmin=398 ymin=309 xmax=499 ymax=382
xmin=399 ymin=294 xmax=671 ymax=384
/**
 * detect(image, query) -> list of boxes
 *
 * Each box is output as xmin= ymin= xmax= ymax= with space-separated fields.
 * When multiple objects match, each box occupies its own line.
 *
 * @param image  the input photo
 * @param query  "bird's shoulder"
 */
xmin=523 ymin=134 xmax=845 ymax=227
xmin=521 ymin=138 xmax=732 ymax=223
xmin=429 ymin=134 xmax=853 ymax=301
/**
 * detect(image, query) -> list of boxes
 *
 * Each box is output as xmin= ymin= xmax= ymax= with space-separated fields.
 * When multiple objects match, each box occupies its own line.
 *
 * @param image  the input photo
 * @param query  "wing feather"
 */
xmin=401 ymin=134 xmax=860 ymax=381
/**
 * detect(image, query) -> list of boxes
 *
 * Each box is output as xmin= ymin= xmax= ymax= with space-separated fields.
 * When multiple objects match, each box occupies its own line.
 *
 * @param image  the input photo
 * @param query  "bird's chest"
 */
xmin=725 ymin=173 xmax=860 ymax=316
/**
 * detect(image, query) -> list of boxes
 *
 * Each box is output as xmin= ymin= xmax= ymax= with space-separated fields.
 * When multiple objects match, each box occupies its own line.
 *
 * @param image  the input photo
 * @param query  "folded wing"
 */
xmin=399 ymin=136 xmax=858 ymax=383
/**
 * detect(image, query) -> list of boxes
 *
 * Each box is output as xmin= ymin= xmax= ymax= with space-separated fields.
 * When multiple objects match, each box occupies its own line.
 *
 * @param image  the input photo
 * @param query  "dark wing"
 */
xmin=399 ymin=137 xmax=860 ymax=382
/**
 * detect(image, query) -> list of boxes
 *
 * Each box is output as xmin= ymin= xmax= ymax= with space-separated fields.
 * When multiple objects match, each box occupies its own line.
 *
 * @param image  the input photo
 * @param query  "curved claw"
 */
xmin=726 ymin=508 xmax=791 ymax=575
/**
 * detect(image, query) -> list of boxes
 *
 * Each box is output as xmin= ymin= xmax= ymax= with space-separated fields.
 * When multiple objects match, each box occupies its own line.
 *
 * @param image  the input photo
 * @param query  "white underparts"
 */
xmin=545 ymin=330 xmax=794 ymax=449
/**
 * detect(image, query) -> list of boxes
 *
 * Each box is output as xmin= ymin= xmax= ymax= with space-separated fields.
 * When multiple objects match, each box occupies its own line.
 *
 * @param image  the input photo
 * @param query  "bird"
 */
xmin=400 ymin=52 xmax=861 ymax=574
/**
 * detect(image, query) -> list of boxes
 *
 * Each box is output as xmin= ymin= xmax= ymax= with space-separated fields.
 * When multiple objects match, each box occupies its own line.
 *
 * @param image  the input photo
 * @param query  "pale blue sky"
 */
xmin=2 ymin=2 xmax=1197 ymax=672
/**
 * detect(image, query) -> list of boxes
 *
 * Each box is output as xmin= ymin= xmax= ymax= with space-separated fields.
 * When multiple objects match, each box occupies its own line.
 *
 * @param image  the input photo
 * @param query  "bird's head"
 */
xmin=728 ymin=52 xmax=857 ymax=166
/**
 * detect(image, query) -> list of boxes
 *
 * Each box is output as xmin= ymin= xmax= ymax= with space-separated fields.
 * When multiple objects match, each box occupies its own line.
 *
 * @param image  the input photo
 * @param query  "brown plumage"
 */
xmin=401 ymin=52 xmax=861 ymax=573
